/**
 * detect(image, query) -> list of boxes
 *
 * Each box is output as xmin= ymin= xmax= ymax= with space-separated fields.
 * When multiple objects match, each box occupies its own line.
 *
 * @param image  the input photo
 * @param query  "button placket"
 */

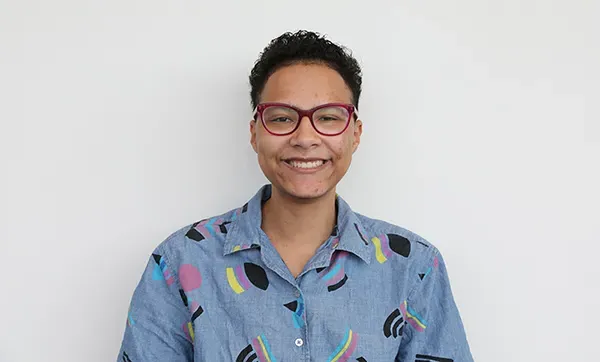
xmin=292 ymin=287 xmax=307 ymax=354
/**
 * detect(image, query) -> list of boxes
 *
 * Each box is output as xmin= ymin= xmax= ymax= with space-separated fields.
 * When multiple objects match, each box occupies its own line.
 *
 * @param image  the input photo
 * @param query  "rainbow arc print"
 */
xmin=371 ymin=233 xmax=412 ymax=264
xmin=317 ymin=250 xmax=349 ymax=292
xmin=371 ymin=234 xmax=392 ymax=263
xmin=152 ymin=254 xmax=174 ymax=285
xmin=251 ymin=335 xmax=277 ymax=362
xmin=327 ymin=329 xmax=359 ymax=362
xmin=235 ymin=335 xmax=277 ymax=362
xmin=226 ymin=262 xmax=269 ymax=294
xmin=400 ymin=300 xmax=427 ymax=332
xmin=227 ymin=265 xmax=251 ymax=294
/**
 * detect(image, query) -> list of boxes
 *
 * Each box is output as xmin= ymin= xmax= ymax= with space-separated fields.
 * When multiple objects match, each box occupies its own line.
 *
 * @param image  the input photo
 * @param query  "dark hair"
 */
xmin=249 ymin=30 xmax=362 ymax=110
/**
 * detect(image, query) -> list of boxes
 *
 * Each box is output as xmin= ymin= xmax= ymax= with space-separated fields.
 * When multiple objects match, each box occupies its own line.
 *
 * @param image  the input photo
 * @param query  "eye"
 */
xmin=270 ymin=117 xmax=293 ymax=123
xmin=263 ymin=107 xmax=296 ymax=123
xmin=314 ymin=106 xmax=348 ymax=122
xmin=317 ymin=114 xmax=346 ymax=122
xmin=318 ymin=116 xmax=341 ymax=122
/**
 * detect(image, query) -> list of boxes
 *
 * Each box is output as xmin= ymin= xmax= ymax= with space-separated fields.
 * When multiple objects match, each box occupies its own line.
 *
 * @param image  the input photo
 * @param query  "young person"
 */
xmin=118 ymin=30 xmax=473 ymax=362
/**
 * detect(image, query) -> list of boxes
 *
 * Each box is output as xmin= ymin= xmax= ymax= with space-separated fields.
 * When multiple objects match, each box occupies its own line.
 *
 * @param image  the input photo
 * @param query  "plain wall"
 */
xmin=1 ymin=0 xmax=598 ymax=361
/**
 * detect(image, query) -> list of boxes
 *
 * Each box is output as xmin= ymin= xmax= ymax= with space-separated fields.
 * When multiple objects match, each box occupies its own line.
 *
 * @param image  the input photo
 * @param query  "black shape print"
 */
xmin=236 ymin=344 xmax=257 ymax=362
xmin=185 ymin=221 xmax=205 ymax=241
xmin=284 ymin=301 xmax=298 ymax=312
xmin=244 ymin=263 xmax=269 ymax=290
xmin=383 ymin=308 xmax=404 ymax=338
xmin=354 ymin=223 xmax=369 ymax=245
xmin=219 ymin=221 xmax=231 ymax=234
xmin=191 ymin=305 xmax=204 ymax=322
xmin=415 ymin=354 xmax=453 ymax=362
xmin=328 ymin=274 xmax=348 ymax=292
xmin=388 ymin=234 xmax=411 ymax=257
xmin=179 ymin=289 xmax=188 ymax=307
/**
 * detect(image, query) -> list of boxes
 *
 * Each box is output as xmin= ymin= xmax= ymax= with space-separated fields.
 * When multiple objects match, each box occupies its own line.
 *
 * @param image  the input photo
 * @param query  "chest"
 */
xmin=190 ymin=255 xmax=409 ymax=361
xmin=277 ymin=246 xmax=317 ymax=278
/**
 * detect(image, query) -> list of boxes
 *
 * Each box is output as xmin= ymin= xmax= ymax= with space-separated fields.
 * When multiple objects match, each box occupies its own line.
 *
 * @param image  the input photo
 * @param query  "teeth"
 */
xmin=289 ymin=160 xmax=325 ymax=169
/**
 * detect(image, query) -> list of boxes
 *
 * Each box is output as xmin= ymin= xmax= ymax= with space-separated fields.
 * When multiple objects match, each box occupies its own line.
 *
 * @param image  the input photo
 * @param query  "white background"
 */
xmin=1 ymin=0 xmax=598 ymax=361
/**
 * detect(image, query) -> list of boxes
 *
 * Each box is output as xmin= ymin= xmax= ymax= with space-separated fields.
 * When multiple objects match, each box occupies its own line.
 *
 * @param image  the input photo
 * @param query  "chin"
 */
xmin=279 ymin=181 xmax=333 ymax=200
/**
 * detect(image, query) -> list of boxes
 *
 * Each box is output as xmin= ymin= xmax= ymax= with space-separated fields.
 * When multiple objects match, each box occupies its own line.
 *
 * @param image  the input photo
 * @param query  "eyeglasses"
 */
xmin=253 ymin=102 xmax=357 ymax=136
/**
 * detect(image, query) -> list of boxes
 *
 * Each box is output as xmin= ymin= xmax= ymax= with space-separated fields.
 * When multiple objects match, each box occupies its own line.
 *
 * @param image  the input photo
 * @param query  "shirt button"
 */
xmin=294 ymin=290 xmax=301 ymax=298
xmin=295 ymin=338 xmax=304 ymax=347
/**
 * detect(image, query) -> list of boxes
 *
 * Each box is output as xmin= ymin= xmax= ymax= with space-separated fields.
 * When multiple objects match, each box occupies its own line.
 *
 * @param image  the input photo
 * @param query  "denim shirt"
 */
xmin=118 ymin=185 xmax=473 ymax=361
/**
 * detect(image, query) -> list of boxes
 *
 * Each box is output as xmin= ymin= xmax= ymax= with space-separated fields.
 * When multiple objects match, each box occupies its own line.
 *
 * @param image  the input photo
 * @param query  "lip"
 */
xmin=282 ymin=159 xmax=330 ymax=173
xmin=284 ymin=158 xmax=328 ymax=162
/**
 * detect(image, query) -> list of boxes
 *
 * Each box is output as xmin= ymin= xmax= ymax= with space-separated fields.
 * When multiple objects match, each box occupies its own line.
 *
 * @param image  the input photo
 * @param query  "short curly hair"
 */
xmin=249 ymin=30 xmax=363 ymax=110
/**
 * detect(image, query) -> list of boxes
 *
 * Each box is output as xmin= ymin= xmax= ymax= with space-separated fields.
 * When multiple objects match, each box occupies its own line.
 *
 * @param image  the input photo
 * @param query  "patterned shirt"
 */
xmin=118 ymin=184 xmax=474 ymax=361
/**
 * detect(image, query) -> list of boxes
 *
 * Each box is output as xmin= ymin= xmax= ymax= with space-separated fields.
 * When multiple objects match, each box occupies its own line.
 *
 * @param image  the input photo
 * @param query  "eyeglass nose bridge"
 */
xmin=291 ymin=112 xmax=320 ymax=135
xmin=295 ymin=108 xmax=317 ymax=122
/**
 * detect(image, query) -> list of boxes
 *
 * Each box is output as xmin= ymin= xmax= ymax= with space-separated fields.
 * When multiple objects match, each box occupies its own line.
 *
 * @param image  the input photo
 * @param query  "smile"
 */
xmin=283 ymin=159 xmax=329 ymax=170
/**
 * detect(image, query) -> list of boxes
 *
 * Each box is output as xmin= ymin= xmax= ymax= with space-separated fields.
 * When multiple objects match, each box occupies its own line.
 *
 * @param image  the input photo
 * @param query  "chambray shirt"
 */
xmin=118 ymin=185 xmax=473 ymax=361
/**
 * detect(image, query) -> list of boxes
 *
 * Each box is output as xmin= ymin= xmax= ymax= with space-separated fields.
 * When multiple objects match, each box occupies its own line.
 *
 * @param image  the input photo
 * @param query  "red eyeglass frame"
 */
xmin=252 ymin=102 xmax=358 ymax=136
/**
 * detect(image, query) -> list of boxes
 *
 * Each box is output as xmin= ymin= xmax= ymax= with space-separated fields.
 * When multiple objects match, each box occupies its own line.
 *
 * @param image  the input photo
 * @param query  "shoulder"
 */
xmin=152 ymin=205 xmax=243 ymax=266
xmin=355 ymin=212 xmax=441 ymax=270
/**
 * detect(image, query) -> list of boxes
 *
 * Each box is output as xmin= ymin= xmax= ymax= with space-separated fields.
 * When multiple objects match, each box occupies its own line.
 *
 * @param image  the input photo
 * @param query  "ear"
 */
xmin=351 ymin=119 xmax=363 ymax=153
xmin=250 ymin=120 xmax=258 ymax=153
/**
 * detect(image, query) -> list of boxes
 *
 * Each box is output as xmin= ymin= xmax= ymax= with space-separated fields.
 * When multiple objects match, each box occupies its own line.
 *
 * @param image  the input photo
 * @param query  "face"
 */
xmin=250 ymin=63 xmax=362 ymax=200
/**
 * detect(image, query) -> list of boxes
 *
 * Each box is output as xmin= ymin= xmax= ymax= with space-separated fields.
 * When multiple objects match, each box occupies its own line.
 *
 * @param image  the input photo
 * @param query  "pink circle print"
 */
xmin=179 ymin=264 xmax=202 ymax=292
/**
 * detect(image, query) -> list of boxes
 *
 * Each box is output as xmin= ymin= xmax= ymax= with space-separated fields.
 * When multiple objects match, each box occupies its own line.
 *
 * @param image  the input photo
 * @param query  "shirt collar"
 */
xmin=223 ymin=184 xmax=372 ymax=264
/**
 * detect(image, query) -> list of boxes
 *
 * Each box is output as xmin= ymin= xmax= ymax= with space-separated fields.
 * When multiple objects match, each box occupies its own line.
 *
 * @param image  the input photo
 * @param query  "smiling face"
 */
xmin=250 ymin=62 xmax=362 ymax=200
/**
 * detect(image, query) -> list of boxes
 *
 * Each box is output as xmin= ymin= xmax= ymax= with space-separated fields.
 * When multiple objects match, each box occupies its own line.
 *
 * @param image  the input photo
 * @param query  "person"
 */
xmin=118 ymin=30 xmax=474 ymax=362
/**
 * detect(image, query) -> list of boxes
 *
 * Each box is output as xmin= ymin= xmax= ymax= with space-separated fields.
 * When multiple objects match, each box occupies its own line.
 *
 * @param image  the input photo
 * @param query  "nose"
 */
xmin=290 ymin=116 xmax=321 ymax=148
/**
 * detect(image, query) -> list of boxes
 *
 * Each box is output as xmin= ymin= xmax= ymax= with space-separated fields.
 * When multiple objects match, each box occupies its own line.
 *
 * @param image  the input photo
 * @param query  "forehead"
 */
xmin=260 ymin=63 xmax=352 ymax=107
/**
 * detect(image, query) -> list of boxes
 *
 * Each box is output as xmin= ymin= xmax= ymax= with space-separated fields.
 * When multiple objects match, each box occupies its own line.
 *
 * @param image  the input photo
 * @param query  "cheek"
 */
xmin=256 ymin=134 xmax=283 ymax=160
xmin=329 ymin=137 xmax=354 ymax=161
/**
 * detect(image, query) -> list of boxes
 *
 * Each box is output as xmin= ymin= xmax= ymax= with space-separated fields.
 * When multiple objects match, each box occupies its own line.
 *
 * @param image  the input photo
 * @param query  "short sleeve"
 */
xmin=117 ymin=245 xmax=193 ymax=361
xmin=396 ymin=248 xmax=474 ymax=362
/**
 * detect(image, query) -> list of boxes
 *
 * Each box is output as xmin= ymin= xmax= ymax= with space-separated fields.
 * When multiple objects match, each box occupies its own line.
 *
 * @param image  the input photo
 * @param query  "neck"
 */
xmin=261 ymin=186 xmax=337 ymax=249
